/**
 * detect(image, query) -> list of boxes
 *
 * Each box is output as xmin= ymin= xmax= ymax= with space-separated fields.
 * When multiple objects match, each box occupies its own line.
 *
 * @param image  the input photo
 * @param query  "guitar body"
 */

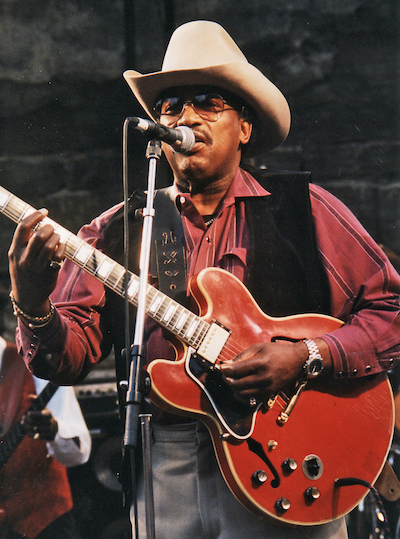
xmin=147 ymin=267 xmax=394 ymax=525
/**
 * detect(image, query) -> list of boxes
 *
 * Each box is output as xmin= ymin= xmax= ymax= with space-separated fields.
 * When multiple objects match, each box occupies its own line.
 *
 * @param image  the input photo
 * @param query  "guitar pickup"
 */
xmin=197 ymin=321 xmax=230 ymax=367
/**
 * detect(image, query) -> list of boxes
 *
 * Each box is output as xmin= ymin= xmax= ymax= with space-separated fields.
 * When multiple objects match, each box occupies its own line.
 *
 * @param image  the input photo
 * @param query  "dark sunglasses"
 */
xmin=153 ymin=93 xmax=239 ymax=124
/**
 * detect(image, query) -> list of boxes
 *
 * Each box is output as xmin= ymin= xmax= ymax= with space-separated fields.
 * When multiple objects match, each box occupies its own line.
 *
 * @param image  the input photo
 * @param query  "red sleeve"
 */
xmin=16 ymin=204 xmax=123 ymax=385
xmin=310 ymin=184 xmax=400 ymax=378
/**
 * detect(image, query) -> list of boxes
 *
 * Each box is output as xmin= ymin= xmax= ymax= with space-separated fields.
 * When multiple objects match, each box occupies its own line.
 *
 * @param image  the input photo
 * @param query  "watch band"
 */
xmin=302 ymin=339 xmax=324 ymax=379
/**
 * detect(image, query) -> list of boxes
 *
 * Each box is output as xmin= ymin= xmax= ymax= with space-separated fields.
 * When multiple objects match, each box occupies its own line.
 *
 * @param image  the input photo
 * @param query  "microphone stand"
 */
xmin=122 ymin=118 xmax=161 ymax=539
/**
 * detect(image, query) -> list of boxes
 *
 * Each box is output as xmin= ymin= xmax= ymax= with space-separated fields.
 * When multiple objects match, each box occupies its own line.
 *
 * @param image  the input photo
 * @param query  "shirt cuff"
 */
xmin=46 ymin=420 xmax=91 ymax=467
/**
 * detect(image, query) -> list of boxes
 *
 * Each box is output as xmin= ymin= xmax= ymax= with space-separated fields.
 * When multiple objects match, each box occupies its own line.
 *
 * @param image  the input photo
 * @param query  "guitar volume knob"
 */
xmin=304 ymin=486 xmax=321 ymax=502
xmin=275 ymin=497 xmax=291 ymax=513
xmin=252 ymin=469 xmax=268 ymax=485
xmin=282 ymin=458 xmax=298 ymax=473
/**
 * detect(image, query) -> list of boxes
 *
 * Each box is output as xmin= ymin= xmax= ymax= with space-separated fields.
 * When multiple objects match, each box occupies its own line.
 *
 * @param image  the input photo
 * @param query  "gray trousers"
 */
xmin=132 ymin=421 xmax=348 ymax=539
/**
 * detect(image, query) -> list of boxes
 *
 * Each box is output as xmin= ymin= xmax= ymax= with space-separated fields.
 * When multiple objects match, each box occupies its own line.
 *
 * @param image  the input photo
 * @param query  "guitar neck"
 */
xmin=0 ymin=185 xmax=210 ymax=351
xmin=0 ymin=382 xmax=59 ymax=469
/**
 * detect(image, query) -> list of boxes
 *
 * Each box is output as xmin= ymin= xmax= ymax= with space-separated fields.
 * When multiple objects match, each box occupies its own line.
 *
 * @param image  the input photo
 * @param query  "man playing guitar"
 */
xmin=6 ymin=20 xmax=400 ymax=539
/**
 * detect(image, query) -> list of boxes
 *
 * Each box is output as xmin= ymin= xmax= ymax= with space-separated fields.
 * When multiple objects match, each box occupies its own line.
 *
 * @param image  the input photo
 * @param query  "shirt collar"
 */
xmin=172 ymin=167 xmax=270 ymax=210
xmin=222 ymin=167 xmax=269 ymax=208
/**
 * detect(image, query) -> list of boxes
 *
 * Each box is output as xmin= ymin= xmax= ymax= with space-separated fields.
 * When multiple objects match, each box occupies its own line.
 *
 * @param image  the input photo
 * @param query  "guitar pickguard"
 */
xmin=185 ymin=347 xmax=259 ymax=439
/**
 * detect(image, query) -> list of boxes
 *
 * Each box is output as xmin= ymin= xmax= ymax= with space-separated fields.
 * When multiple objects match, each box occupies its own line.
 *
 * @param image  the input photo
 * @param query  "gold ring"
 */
xmin=49 ymin=260 xmax=62 ymax=271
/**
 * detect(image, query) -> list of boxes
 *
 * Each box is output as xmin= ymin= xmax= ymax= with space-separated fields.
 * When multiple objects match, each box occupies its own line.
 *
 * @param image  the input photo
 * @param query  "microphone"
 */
xmin=130 ymin=117 xmax=195 ymax=153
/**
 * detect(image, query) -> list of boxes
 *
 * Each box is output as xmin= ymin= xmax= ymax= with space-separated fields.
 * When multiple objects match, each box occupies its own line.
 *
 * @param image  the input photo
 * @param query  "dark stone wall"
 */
xmin=0 ymin=0 xmax=399 ymax=300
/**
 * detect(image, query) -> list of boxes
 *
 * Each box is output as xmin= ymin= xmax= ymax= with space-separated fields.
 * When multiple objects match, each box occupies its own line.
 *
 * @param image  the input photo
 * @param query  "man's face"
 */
xmin=155 ymin=86 xmax=252 ymax=190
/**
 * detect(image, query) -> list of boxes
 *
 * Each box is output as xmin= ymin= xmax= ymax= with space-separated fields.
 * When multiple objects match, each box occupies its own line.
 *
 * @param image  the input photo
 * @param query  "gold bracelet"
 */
xmin=9 ymin=292 xmax=55 ymax=329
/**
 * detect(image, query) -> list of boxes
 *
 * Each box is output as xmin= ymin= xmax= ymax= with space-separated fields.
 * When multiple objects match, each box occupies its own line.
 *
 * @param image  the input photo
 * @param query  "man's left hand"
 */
xmin=22 ymin=403 xmax=58 ymax=441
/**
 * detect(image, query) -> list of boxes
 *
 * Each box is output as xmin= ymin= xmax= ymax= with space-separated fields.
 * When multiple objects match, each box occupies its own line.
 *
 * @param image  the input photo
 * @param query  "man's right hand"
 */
xmin=8 ymin=209 xmax=65 ymax=317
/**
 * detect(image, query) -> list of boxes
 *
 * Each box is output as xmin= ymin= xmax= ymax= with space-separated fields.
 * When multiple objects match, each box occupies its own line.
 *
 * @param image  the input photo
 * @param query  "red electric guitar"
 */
xmin=0 ymin=185 xmax=394 ymax=525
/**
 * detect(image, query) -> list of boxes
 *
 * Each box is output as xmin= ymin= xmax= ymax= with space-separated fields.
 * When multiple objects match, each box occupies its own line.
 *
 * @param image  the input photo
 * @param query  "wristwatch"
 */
xmin=302 ymin=339 xmax=324 ymax=379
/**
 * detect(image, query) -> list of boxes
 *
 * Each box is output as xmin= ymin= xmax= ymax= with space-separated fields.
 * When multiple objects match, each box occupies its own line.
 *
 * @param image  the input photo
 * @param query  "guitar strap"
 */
xmin=151 ymin=186 xmax=188 ymax=308
xmin=103 ymin=186 xmax=187 ymax=304
xmin=102 ymin=187 xmax=188 ymax=407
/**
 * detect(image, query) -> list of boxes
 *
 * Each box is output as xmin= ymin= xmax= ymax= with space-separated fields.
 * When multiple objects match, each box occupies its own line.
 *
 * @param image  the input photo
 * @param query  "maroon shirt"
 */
xmin=17 ymin=169 xmax=400 ymax=383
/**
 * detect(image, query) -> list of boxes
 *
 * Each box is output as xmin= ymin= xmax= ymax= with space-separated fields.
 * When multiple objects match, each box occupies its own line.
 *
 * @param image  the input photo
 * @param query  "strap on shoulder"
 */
xmin=151 ymin=187 xmax=188 ymax=307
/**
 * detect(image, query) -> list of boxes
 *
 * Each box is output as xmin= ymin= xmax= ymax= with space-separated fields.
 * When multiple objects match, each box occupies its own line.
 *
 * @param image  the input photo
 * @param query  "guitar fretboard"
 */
xmin=0 ymin=185 xmax=211 ymax=351
xmin=0 ymin=382 xmax=58 ymax=468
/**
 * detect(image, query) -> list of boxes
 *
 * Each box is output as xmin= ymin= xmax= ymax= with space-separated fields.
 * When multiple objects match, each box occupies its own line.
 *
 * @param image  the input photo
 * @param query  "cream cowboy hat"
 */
xmin=123 ymin=21 xmax=291 ymax=156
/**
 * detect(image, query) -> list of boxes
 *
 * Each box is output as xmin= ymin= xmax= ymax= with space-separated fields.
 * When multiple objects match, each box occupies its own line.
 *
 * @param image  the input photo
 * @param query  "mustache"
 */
xmin=192 ymin=128 xmax=213 ymax=145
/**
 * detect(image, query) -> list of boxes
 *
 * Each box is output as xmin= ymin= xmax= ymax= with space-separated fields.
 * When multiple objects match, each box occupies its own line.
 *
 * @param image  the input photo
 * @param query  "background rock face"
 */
xmin=0 ymin=0 xmax=399 ymax=304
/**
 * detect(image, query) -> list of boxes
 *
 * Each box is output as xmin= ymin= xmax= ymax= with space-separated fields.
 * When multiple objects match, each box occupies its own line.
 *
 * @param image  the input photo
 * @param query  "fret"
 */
xmin=176 ymin=313 xmax=195 ymax=339
xmin=156 ymin=298 xmax=175 ymax=325
xmin=191 ymin=322 xmax=210 ymax=347
xmin=191 ymin=329 xmax=203 ymax=348
xmin=151 ymin=301 xmax=167 ymax=322
xmin=96 ymin=257 xmax=115 ymax=280
xmin=126 ymin=276 xmax=140 ymax=300
xmin=83 ymin=249 xmax=102 ymax=276
xmin=185 ymin=317 xmax=199 ymax=340
xmin=51 ymin=223 xmax=72 ymax=246
xmin=107 ymin=266 xmax=125 ymax=291
xmin=163 ymin=302 xmax=177 ymax=323
xmin=64 ymin=241 xmax=81 ymax=260
xmin=157 ymin=299 xmax=175 ymax=325
xmin=71 ymin=240 xmax=93 ymax=266
xmin=19 ymin=205 xmax=36 ymax=222
xmin=9 ymin=196 xmax=26 ymax=219
xmin=0 ymin=188 xmax=11 ymax=208
xmin=116 ymin=271 xmax=134 ymax=296
xmin=0 ymin=191 xmax=27 ymax=224
xmin=174 ymin=310 xmax=189 ymax=331
xmin=148 ymin=293 xmax=163 ymax=314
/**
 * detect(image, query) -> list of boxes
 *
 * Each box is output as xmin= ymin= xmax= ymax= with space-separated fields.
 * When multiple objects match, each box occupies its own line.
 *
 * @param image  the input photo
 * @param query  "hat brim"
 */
xmin=124 ymin=61 xmax=290 ymax=156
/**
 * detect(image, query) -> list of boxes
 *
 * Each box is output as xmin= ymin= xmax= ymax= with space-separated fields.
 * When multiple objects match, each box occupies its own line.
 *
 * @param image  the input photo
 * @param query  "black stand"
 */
xmin=122 ymin=118 xmax=161 ymax=539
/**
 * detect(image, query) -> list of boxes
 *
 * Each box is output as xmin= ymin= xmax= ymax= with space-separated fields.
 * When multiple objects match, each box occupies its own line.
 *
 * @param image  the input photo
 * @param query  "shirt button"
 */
xmin=365 ymin=365 xmax=372 ymax=373
xmin=45 ymin=353 xmax=53 ymax=361
xmin=351 ymin=369 xmax=358 ymax=376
